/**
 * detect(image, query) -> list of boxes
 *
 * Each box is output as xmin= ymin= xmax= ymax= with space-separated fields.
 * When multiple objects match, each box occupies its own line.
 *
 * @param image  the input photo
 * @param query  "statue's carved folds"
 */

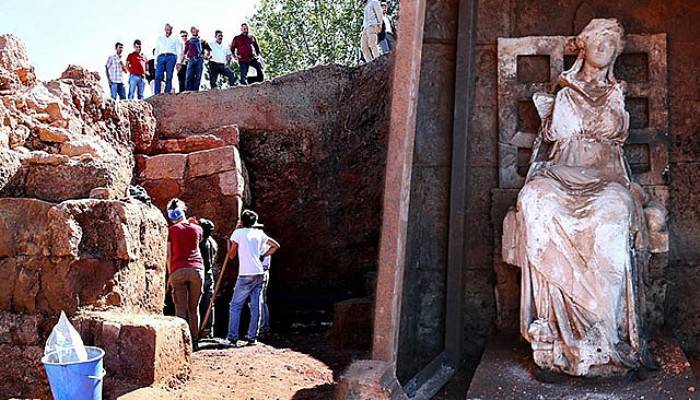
xmin=503 ymin=19 xmax=664 ymax=377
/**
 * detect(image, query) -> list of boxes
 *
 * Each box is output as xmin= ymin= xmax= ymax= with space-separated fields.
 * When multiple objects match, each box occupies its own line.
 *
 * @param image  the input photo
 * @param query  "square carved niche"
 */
xmin=615 ymin=52 xmax=649 ymax=83
xmin=627 ymin=97 xmax=650 ymax=130
xmin=517 ymin=55 xmax=551 ymax=83
xmin=497 ymin=33 xmax=668 ymax=189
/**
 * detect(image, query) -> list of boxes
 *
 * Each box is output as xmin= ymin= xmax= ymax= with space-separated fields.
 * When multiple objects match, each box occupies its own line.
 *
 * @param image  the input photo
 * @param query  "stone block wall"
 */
xmin=134 ymin=144 xmax=245 ymax=240
xmin=0 ymin=35 xmax=191 ymax=399
xmin=0 ymin=196 xmax=185 ymax=398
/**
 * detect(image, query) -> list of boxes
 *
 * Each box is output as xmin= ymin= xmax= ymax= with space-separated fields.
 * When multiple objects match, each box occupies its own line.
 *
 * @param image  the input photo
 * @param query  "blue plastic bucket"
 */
xmin=42 ymin=346 xmax=105 ymax=400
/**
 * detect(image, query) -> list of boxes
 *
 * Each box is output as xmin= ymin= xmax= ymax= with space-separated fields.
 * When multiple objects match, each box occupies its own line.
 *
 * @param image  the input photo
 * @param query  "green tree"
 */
xmin=249 ymin=0 xmax=398 ymax=78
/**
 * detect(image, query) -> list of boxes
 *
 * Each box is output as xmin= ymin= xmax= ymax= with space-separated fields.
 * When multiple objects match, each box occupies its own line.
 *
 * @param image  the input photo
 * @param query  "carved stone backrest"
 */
xmin=492 ymin=33 xmax=669 ymax=332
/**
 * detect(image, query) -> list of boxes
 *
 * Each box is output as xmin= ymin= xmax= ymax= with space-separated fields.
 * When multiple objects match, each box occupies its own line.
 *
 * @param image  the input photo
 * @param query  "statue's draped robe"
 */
xmin=512 ymin=70 xmax=647 ymax=376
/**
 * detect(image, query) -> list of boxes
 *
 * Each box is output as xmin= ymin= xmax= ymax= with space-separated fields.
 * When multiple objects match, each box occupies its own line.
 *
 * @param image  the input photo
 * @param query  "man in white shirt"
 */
xmin=225 ymin=210 xmax=280 ymax=347
xmin=360 ymin=0 xmax=384 ymax=62
xmin=154 ymin=23 xmax=183 ymax=94
xmin=208 ymin=30 xmax=237 ymax=89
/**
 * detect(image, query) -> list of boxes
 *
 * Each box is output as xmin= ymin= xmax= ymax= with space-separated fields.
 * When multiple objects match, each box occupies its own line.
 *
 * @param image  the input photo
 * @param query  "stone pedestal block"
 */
xmin=331 ymin=297 xmax=373 ymax=350
xmin=76 ymin=310 xmax=191 ymax=388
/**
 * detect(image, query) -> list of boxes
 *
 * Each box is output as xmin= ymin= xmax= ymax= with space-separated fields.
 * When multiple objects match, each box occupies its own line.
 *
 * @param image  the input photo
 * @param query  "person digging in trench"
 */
xmin=225 ymin=210 xmax=280 ymax=347
xmin=166 ymin=198 xmax=205 ymax=350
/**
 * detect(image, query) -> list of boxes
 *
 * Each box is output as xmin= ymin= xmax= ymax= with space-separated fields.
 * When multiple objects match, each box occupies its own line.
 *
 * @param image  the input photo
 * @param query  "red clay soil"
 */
xmin=118 ymin=333 xmax=366 ymax=400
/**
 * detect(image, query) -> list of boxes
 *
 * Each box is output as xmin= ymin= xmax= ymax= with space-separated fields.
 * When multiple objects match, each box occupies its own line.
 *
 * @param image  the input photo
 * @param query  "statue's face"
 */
xmin=584 ymin=34 xmax=618 ymax=69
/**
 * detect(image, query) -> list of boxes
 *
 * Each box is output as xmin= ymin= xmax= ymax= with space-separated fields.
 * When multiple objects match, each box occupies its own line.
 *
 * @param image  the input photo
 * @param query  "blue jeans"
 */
xmin=239 ymin=59 xmax=264 ymax=85
xmin=128 ymin=74 xmax=145 ymax=99
xmin=110 ymin=82 xmax=126 ymax=100
xmin=185 ymin=57 xmax=203 ymax=91
xmin=155 ymin=53 xmax=177 ymax=94
xmin=227 ymin=274 xmax=264 ymax=341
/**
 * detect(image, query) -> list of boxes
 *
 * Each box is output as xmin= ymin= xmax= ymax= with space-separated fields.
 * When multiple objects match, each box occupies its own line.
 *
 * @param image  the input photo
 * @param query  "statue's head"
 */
xmin=571 ymin=18 xmax=625 ymax=82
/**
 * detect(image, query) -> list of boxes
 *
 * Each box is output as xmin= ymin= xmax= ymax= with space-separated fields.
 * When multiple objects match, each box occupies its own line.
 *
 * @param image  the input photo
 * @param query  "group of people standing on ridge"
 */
xmin=105 ymin=22 xmax=264 ymax=100
xmin=360 ymin=0 xmax=396 ymax=63
xmin=165 ymin=199 xmax=280 ymax=349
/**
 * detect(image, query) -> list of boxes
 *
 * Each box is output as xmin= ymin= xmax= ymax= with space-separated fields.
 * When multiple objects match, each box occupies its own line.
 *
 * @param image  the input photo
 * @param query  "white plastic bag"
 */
xmin=44 ymin=311 xmax=88 ymax=364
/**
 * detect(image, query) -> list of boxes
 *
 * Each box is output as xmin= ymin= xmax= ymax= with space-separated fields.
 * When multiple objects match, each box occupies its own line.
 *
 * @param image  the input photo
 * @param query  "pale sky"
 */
xmin=0 ymin=0 xmax=259 ymax=92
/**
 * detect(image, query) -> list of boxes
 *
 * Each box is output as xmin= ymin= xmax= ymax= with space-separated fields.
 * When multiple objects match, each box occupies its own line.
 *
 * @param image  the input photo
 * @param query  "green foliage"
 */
xmin=249 ymin=0 xmax=398 ymax=78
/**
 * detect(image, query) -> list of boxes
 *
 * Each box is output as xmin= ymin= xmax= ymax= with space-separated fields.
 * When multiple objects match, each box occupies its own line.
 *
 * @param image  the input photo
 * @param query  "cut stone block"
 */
xmin=77 ymin=310 xmax=191 ymax=387
xmin=331 ymin=297 xmax=373 ymax=350
xmin=153 ymin=135 xmax=226 ymax=154
xmin=137 ymin=154 xmax=187 ymax=180
xmin=0 ymin=198 xmax=168 ymax=315
xmin=186 ymin=146 xmax=239 ymax=178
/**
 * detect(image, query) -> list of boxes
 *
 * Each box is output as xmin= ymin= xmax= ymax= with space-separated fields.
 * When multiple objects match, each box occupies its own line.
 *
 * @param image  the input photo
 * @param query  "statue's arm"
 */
xmin=529 ymin=92 xmax=556 ymax=164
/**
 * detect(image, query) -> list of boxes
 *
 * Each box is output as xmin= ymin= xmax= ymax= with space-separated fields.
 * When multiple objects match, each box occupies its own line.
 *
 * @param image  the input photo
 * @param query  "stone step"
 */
xmin=466 ymin=333 xmax=698 ymax=400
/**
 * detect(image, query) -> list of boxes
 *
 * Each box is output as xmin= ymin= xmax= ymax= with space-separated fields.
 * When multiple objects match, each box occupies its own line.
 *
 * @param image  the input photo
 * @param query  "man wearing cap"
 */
xmin=166 ymin=198 xmax=204 ymax=349
xmin=226 ymin=210 xmax=280 ymax=347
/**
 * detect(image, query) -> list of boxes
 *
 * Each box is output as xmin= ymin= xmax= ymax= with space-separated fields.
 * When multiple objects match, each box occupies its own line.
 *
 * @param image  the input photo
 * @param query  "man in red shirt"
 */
xmin=230 ymin=23 xmax=264 ymax=85
xmin=166 ymin=198 xmax=205 ymax=348
xmin=126 ymin=39 xmax=147 ymax=99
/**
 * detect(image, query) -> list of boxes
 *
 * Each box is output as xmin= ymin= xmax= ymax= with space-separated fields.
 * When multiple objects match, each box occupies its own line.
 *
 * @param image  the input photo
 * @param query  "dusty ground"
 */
xmin=118 ymin=333 xmax=365 ymax=400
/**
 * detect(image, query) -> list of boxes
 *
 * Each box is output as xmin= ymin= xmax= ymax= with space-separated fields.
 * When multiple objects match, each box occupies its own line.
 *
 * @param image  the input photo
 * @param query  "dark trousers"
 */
xmin=198 ymin=273 xmax=214 ymax=336
xmin=185 ymin=57 xmax=204 ymax=91
xmin=239 ymin=59 xmax=264 ymax=85
xmin=209 ymin=62 xmax=237 ymax=88
xmin=177 ymin=63 xmax=187 ymax=93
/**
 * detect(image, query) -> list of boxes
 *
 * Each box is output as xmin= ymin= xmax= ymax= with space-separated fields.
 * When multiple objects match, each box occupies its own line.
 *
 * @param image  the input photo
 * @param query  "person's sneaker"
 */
xmin=223 ymin=338 xmax=241 ymax=348
xmin=245 ymin=339 xmax=258 ymax=347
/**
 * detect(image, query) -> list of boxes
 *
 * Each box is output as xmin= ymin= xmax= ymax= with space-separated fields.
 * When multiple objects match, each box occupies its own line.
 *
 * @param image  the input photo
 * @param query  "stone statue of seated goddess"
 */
xmin=502 ymin=18 xmax=666 ymax=377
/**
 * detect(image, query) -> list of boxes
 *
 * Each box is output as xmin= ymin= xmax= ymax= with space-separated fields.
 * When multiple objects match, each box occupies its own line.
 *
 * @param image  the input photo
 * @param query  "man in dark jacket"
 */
xmin=198 ymin=218 xmax=218 ymax=338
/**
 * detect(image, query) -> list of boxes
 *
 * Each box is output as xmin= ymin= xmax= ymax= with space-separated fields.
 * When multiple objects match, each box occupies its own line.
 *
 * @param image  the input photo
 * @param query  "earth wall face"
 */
xmin=147 ymin=60 xmax=391 ymax=306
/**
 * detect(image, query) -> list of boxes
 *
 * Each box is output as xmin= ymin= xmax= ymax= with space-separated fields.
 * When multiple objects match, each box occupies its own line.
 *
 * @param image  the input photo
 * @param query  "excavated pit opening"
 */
xmin=143 ymin=58 xmax=391 ymax=357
